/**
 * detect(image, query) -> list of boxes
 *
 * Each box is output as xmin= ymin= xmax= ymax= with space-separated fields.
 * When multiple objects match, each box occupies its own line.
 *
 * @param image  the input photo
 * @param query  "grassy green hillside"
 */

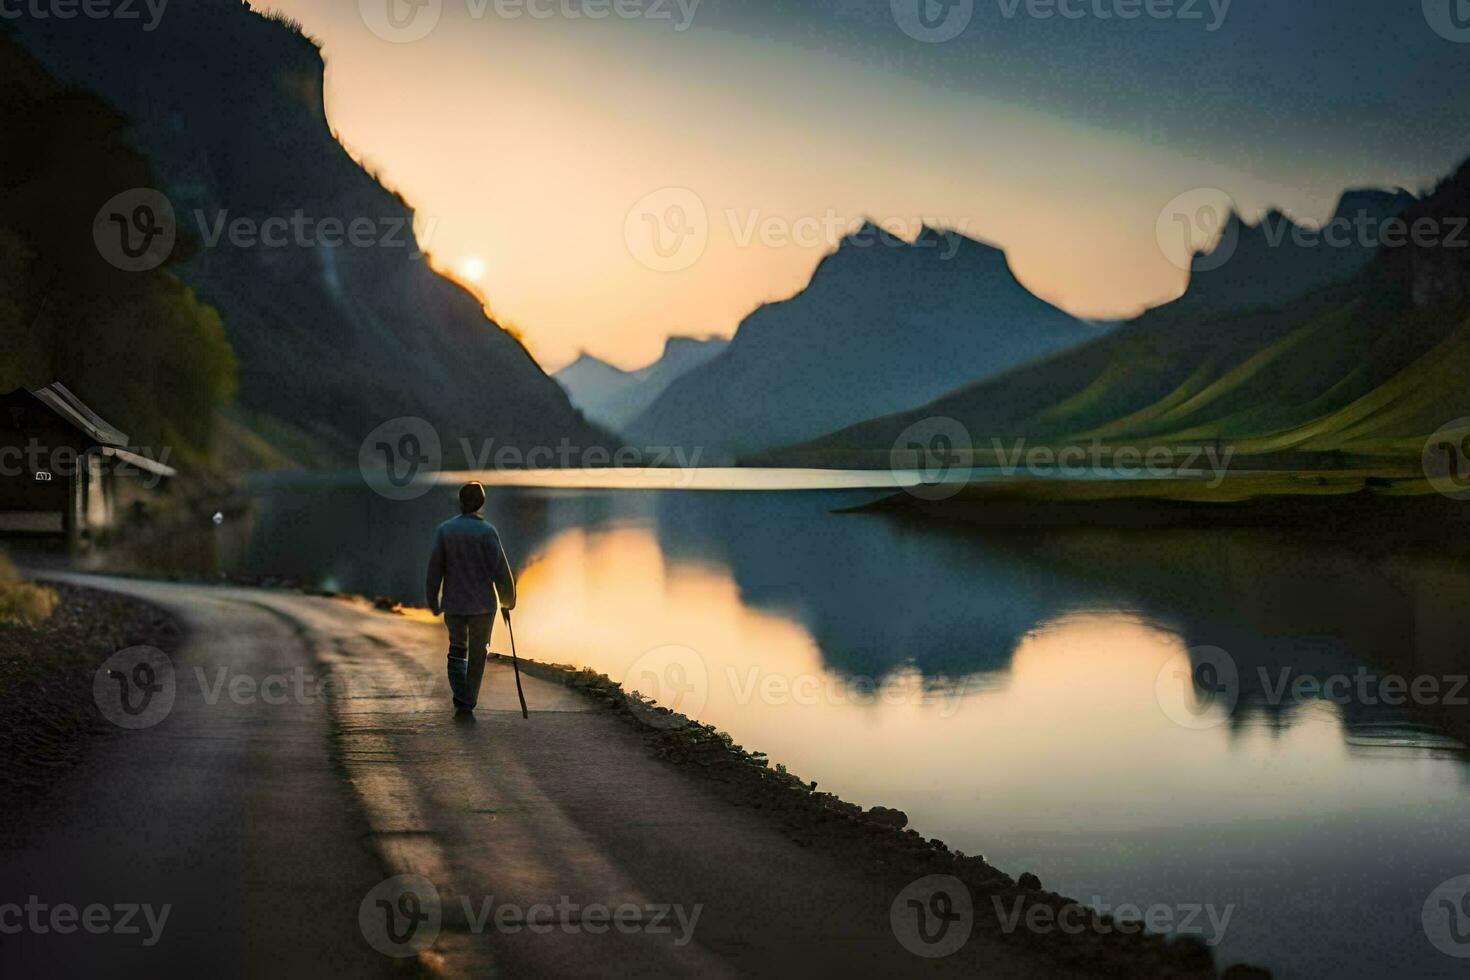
xmin=784 ymin=162 xmax=1470 ymax=470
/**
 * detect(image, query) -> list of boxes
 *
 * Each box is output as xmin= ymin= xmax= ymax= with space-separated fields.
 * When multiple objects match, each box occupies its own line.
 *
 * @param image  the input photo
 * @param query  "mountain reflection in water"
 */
xmin=85 ymin=477 xmax=1470 ymax=978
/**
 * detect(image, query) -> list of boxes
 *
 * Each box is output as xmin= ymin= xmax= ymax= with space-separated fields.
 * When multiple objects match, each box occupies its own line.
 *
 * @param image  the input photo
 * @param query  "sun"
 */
xmin=456 ymin=255 xmax=487 ymax=283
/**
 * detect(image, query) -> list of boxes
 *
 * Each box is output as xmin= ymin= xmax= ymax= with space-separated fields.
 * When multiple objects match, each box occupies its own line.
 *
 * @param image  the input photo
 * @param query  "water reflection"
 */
xmin=85 ymin=478 xmax=1470 ymax=977
xmin=982 ymin=528 xmax=1470 ymax=751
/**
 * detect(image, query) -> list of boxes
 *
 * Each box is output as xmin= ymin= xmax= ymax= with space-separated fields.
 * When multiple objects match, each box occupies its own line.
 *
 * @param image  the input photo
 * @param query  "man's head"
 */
xmin=458 ymin=481 xmax=487 ymax=515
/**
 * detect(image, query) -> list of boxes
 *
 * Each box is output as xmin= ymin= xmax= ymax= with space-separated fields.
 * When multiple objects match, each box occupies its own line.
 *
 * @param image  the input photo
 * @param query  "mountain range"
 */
xmin=10 ymin=3 xmax=606 ymax=466
xmin=789 ymin=180 xmax=1470 ymax=465
xmin=627 ymin=225 xmax=1101 ymax=457
xmin=555 ymin=336 xmax=729 ymax=433
xmin=1164 ymin=189 xmax=1416 ymax=316
xmin=12 ymin=1 xmax=1458 ymax=475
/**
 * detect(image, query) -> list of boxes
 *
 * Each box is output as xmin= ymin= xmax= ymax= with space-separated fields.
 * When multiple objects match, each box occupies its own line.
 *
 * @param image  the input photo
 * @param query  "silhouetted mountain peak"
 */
xmin=558 ymin=335 xmax=729 ymax=433
xmin=795 ymin=153 xmax=1470 ymax=468
xmin=822 ymin=222 xmax=1009 ymax=275
xmin=835 ymin=220 xmax=907 ymax=251
xmin=1332 ymin=188 xmax=1416 ymax=224
xmin=1174 ymin=191 xmax=1412 ymax=313
xmin=555 ymin=352 xmax=633 ymax=389
xmin=1376 ymin=158 xmax=1470 ymax=309
xmin=1195 ymin=191 xmax=1417 ymax=270
xmin=565 ymin=351 xmax=622 ymax=372
xmin=661 ymin=335 xmax=722 ymax=357
xmin=920 ymin=224 xmax=1012 ymax=262
xmin=914 ymin=223 xmax=961 ymax=247
xmin=629 ymin=216 xmax=1094 ymax=454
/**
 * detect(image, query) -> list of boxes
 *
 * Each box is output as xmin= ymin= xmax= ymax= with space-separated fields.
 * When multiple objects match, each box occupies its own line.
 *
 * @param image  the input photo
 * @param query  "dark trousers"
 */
xmin=445 ymin=614 xmax=494 ymax=709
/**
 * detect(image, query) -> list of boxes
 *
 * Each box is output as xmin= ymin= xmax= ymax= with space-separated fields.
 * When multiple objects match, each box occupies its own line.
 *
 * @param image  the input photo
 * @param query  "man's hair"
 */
xmin=458 ymin=481 xmax=487 ymax=514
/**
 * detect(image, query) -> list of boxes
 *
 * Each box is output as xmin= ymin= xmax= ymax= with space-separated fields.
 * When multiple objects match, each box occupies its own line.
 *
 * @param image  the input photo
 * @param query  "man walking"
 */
xmin=425 ymin=482 xmax=517 ymax=712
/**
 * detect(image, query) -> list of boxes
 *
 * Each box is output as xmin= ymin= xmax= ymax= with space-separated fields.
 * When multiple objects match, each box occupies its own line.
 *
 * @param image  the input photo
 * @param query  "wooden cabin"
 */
xmin=0 ymin=383 xmax=177 ymax=541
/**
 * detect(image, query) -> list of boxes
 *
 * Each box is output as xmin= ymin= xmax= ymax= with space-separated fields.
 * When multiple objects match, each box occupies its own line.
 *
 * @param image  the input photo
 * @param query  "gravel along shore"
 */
xmin=0 ymin=582 xmax=182 ymax=804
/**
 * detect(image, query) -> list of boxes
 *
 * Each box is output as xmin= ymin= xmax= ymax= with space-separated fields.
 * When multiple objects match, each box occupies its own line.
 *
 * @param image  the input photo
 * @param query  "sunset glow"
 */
xmin=248 ymin=1 xmax=1463 ymax=371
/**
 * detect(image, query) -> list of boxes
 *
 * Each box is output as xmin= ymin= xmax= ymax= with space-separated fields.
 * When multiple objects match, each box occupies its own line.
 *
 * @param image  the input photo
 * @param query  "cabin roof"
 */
xmin=30 ymin=382 xmax=128 ymax=447
xmin=1 ymin=383 xmax=175 ymax=478
xmin=91 ymin=446 xmax=176 ymax=478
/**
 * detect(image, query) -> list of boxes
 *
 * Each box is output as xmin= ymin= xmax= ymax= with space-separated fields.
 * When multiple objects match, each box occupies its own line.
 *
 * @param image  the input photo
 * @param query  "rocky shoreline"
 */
xmin=480 ymin=649 xmax=1272 ymax=979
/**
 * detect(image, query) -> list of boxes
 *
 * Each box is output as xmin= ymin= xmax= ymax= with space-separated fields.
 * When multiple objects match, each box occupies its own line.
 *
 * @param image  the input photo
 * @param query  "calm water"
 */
xmin=99 ymin=470 xmax=1470 ymax=977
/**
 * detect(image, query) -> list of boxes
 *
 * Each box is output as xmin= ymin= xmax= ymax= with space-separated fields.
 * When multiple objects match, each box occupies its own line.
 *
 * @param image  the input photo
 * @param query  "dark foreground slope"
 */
xmin=12 ymin=3 xmax=606 ymax=464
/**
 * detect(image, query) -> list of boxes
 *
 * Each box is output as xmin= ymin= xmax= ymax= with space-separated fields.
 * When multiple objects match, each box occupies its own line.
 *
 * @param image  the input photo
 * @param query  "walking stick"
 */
xmin=503 ymin=608 xmax=529 ymax=719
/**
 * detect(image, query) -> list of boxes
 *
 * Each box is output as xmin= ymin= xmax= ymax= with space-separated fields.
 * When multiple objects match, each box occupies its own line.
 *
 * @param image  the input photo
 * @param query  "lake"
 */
xmin=91 ymin=469 xmax=1470 ymax=977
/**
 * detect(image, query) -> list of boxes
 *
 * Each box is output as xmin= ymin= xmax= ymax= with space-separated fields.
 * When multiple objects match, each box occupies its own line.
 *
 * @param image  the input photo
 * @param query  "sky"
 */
xmin=250 ymin=0 xmax=1470 ymax=370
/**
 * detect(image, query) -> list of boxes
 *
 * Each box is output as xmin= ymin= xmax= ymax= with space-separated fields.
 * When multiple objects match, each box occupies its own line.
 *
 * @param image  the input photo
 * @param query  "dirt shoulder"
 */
xmin=0 ymin=581 xmax=182 ymax=804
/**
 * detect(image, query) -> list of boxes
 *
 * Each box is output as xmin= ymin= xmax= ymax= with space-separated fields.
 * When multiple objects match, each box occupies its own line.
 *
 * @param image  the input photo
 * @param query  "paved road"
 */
xmin=2 ymin=575 xmax=1049 ymax=978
